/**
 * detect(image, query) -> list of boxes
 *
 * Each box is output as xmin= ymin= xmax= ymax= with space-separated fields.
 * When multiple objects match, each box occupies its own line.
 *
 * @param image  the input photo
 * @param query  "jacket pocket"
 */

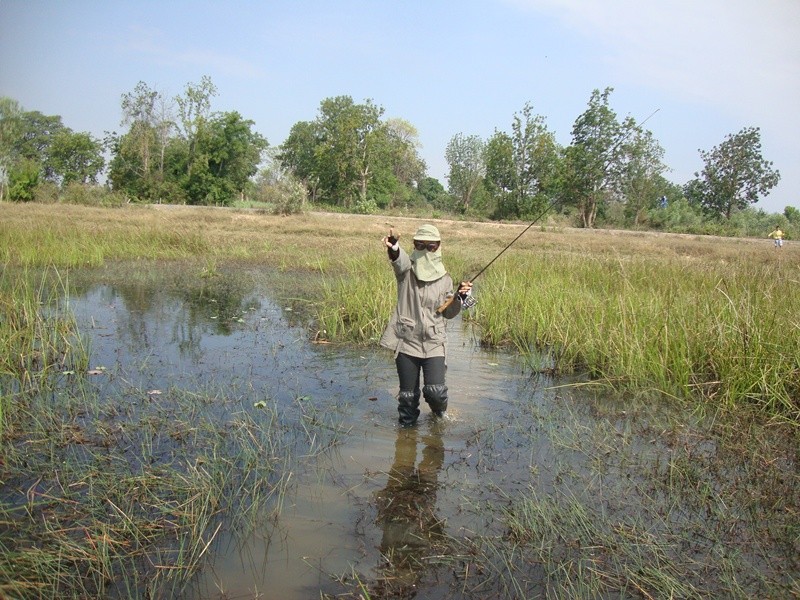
xmin=429 ymin=321 xmax=446 ymax=343
xmin=395 ymin=316 xmax=418 ymax=341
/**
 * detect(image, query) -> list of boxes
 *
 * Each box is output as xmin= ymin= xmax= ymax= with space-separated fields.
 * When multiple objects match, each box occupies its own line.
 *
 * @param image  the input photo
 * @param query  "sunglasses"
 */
xmin=413 ymin=240 xmax=440 ymax=252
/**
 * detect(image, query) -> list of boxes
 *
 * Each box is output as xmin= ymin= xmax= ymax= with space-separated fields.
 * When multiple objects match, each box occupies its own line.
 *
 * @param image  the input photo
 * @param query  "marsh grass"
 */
xmin=471 ymin=251 xmax=799 ymax=418
xmin=0 ymin=267 xmax=89 ymax=435
xmin=0 ymin=207 xmax=212 ymax=267
xmin=432 ymin=389 xmax=799 ymax=600
xmin=0 ymin=204 xmax=375 ymax=269
xmin=319 ymin=245 xmax=798 ymax=422
xmin=6 ymin=203 xmax=793 ymax=417
xmin=0 ymin=362 xmax=350 ymax=598
xmin=2 ymin=202 xmax=799 ymax=597
xmin=0 ymin=256 xmax=354 ymax=598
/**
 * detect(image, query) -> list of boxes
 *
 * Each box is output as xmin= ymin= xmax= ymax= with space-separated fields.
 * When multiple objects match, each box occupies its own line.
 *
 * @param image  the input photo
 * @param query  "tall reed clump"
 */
xmin=472 ymin=252 xmax=799 ymax=419
xmin=315 ymin=253 xmax=396 ymax=343
xmin=0 ymin=266 xmax=89 ymax=421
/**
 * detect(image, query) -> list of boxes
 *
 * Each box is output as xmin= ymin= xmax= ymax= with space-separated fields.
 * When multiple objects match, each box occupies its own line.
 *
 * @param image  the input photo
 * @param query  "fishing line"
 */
xmin=440 ymin=107 xmax=660 ymax=313
xmin=437 ymin=197 xmax=559 ymax=313
xmin=467 ymin=197 xmax=560 ymax=284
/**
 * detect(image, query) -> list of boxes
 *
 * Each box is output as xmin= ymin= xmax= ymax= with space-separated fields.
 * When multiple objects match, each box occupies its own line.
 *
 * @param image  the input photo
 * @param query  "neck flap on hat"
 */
xmin=410 ymin=248 xmax=446 ymax=282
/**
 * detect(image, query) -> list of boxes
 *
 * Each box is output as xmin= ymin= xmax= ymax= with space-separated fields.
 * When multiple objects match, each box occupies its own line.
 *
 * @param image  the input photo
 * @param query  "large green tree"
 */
xmin=175 ymin=76 xmax=217 ymax=183
xmin=379 ymin=117 xmax=426 ymax=207
xmin=110 ymin=81 xmax=182 ymax=202
xmin=686 ymin=127 xmax=780 ymax=220
xmin=564 ymin=88 xmax=641 ymax=228
xmin=279 ymin=120 xmax=321 ymax=201
xmin=109 ymin=77 xmax=266 ymax=205
xmin=279 ymin=96 xmax=424 ymax=210
xmin=182 ymin=111 xmax=267 ymax=205
xmin=110 ymin=81 xmax=175 ymax=200
xmin=121 ymin=82 xmax=159 ymax=177
xmin=619 ymin=129 xmax=667 ymax=226
xmin=46 ymin=129 xmax=105 ymax=185
xmin=485 ymin=102 xmax=559 ymax=219
xmin=1 ymin=99 xmax=104 ymax=198
xmin=6 ymin=109 xmax=65 ymax=184
xmin=445 ymin=133 xmax=485 ymax=212
xmin=417 ymin=176 xmax=449 ymax=208
xmin=315 ymin=96 xmax=384 ymax=207
xmin=14 ymin=110 xmax=65 ymax=172
xmin=0 ymin=97 xmax=24 ymax=201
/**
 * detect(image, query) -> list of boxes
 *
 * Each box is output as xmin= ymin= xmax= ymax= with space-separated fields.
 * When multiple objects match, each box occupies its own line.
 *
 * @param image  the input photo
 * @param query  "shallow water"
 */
xmin=64 ymin=266 xmax=547 ymax=598
xmin=55 ymin=264 xmax=797 ymax=599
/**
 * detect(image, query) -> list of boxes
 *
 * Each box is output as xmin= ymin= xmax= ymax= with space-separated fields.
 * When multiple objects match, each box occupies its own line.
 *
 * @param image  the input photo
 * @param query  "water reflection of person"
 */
xmin=373 ymin=423 xmax=447 ymax=597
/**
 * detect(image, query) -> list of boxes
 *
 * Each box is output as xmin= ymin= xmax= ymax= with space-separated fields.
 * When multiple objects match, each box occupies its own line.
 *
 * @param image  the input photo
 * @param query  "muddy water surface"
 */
xmin=62 ymin=264 xmax=797 ymax=599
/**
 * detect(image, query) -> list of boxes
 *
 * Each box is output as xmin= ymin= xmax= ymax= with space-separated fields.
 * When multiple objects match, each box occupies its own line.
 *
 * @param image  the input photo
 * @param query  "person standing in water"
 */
xmin=380 ymin=224 xmax=472 ymax=427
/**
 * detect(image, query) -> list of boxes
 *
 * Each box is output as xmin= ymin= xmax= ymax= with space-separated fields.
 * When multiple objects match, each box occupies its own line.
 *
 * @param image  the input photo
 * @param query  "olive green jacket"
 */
xmin=379 ymin=247 xmax=462 ymax=358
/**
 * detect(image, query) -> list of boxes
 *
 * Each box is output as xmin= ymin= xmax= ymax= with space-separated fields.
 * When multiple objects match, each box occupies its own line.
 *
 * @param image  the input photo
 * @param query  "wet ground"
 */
xmin=65 ymin=265 xmax=545 ymax=598
xmin=57 ymin=263 xmax=798 ymax=599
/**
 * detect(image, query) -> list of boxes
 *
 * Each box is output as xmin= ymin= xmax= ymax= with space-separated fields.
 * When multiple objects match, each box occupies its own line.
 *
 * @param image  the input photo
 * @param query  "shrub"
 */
xmin=251 ymin=175 xmax=308 ymax=215
xmin=7 ymin=159 xmax=40 ymax=201
xmin=60 ymin=183 xmax=128 ymax=206
xmin=32 ymin=181 xmax=59 ymax=203
xmin=352 ymin=196 xmax=378 ymax=214
xmin=649 ymin=197 xmax=705 ymax=233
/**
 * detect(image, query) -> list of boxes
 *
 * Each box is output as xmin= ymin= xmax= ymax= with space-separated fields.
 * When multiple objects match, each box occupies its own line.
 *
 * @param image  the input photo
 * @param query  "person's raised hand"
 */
xmin=383 ymin=228 xmax=399 ymax=249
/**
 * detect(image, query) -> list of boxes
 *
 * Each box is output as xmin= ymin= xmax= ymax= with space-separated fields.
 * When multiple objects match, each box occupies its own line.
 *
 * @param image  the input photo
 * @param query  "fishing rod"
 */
xmin=599 ymin=108 xmax=660 ymax=173
xmin=436 ymin=196 xmax=560 ymax=313
xmin=437 ymin=107 xmax=660 ymax=314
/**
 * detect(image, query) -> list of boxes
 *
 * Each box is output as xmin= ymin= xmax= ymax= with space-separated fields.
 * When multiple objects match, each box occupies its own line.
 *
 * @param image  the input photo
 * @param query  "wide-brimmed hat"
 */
xmin=413 ymin=224 xmax=441 ymax=241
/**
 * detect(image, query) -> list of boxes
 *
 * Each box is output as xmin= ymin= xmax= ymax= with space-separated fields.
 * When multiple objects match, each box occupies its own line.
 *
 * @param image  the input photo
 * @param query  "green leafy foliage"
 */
xmin=445 ymin=132 xmax=485 ymax=212
xmin=562 ymin=88 xmax=666 ymax=228
xmin=8 ymin=158 xmax=40 ymax=201
xmin=1 ymin=84 xmax=795 ymax=229
xmin=106 ymin=78 xmax=267 ymax=205
xmin=46 ymin=129 xmax=105 ymax=185
xmin=484 ymin=102 xmax=559 ymax=220
xmin=278 ymin=96 xmax=426 ymax=210
xmin=686 ymin=127 xmax=781 ymax=220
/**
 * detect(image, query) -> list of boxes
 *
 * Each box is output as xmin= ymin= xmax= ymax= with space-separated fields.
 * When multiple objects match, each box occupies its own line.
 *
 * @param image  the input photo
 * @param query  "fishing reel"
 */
xmin=460 ymin=292 xmax=478 ymax=310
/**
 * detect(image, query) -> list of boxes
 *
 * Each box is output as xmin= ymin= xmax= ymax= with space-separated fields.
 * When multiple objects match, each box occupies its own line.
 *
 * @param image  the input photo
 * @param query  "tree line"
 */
xmin=0 ymin=77 xmax=791 ymax=232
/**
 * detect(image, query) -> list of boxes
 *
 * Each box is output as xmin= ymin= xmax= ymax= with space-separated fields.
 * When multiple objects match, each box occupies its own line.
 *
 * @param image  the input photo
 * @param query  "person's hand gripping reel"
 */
xmin=459 ymin=281 xmax=477 ymax=309
xmin=436 ymin=280 xmax=475 ymax=314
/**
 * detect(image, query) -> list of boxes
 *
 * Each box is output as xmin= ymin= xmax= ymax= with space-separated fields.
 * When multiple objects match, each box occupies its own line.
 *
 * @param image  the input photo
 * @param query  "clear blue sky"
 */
xmin=2 ymin=0 xmax=798 ymax=214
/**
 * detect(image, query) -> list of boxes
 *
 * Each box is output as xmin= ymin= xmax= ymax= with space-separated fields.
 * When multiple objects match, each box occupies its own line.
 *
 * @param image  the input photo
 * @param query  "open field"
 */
xmin=1 ymin=203 xmax=798 ymax=598
xmin=2 ymin=202 xmax=799 ymax=421
xmin=2 ymin=202 xmax=796 ymax=267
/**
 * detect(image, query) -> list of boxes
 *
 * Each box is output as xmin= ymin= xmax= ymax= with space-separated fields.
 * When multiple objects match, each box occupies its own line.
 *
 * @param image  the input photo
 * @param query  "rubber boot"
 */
xmin=423 ymin=384 xmax=448 ymax=417
xmin=397 ymin=390 xmax=420 ymax=427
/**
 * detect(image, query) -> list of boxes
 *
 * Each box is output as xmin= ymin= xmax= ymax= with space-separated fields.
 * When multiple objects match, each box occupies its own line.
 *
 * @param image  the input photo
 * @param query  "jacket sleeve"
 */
xmin=391 ymin=247 xmax=412 ymax=279
xmin=440 ymin=277 xmax=462 ymax=320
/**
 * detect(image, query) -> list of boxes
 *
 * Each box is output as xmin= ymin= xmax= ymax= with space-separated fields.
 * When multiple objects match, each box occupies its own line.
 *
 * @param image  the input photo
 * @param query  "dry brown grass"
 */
xmin=3 ymin=202 xmax=795 ymax=269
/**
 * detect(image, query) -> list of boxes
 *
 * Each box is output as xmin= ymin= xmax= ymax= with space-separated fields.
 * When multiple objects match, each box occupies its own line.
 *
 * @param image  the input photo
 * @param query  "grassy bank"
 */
xmin=475 ymin=250 xmax=798 ymax=416
xmin=318 ymin=245 xmax=800 ymax=419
